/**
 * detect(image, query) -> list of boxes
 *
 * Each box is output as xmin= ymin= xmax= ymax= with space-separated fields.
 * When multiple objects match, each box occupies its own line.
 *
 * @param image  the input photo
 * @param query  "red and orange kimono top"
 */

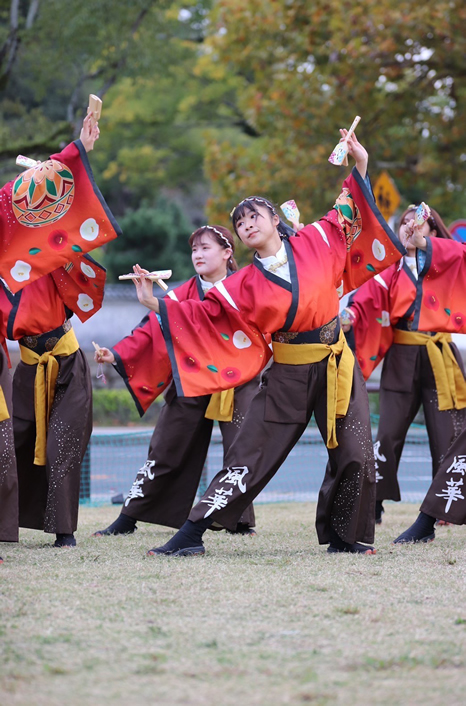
xmin=407 ymin=237 xmax=466 ymax=525
xmin=348 ymin=239 xmax=466 ymax=502
xmin=112 ymin=168 xmax=406 ymax=545
xmin=112 ymin=274 xmax=257 ymax=530
xmin=0 ymin=138 xmax=120 ymax=536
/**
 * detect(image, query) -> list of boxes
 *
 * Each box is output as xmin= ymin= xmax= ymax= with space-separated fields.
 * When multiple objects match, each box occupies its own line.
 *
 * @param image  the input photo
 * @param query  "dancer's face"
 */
xmin=235 ymin=205 xmax=280 ymax=256
xmin=191 ymin=233 xmax=231 ymax=283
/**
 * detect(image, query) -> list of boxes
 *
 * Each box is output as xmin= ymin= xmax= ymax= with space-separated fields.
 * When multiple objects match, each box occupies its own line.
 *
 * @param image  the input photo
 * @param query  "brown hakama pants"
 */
xmin=188 ymin=356 xmax=376 ymax=546
xmin=374 ymin=343 xmax=465 ymax=502
xmin=13 ymin=349 xmax=92 ymax=534
xmin=0 ymin=346 xmax=18 ymax=542
xmin=420 ymin=428 xmax=466 ymax=524
xmin=121 ymin=378 xmax=258 ymax=529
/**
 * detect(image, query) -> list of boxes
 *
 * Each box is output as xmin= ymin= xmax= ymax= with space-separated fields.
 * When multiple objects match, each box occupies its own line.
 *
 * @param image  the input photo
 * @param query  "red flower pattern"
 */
xmin=423 ymin=290 xmax=439 ymax=311
xmin=180 ymin=354 xmax=201 ymax=373
xmin=48 ymin=230 xmax=68 ymax=250
xmin=221 ymin=367 xmax=241 ymax=383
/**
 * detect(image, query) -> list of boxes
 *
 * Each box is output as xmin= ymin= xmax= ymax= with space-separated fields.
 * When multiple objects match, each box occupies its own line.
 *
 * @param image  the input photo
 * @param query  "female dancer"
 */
xmin=93 ymin=225 xmax=257 ymax=537
xmin=342 ymin=205 xmax=466 ymax=524
xmin=99 ymin=131 xmax=406 ymax=556
xmin=386 ymin=220 xmax=466 ymax=543
xmin=0 ymin=113 xmax=121 ymax=548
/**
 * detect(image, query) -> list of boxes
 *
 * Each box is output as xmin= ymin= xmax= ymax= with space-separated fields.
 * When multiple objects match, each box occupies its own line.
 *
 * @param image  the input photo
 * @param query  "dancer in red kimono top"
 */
xmin=92 ymin=225 xmax=258 ymax=537
xmin=98 ymin=131 xmax=406 ymax=556
xmin=341 ymin=206 xmax=466 ymax=525
xmin=384 ymin=225 xmax=466 ymax=543
xmin=0 ymin=112 xmax=121 ymax=548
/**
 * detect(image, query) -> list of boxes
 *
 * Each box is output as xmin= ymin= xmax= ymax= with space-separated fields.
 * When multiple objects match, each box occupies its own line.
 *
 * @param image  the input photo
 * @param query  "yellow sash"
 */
xmin=0 ymin=386 xmax=9 ymax=422
xmin=272 ymin=330 xmax=354 ymax=449
xmin=19 ymin=328 xmax=80 ymax=465
xmin=393 ymin=329 xmax=466 ymax=411
xmin=205 ymin=389 xmax=235 ymax=422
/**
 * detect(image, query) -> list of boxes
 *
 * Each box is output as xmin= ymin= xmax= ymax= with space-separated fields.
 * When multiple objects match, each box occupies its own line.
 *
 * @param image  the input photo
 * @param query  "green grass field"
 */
xmin=1 ymin=503 xmax=466 ymax=706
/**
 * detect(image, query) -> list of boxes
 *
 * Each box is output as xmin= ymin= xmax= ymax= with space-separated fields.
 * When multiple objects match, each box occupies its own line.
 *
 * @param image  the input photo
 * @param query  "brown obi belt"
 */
xmin=19 ymin=319 xmax=73 ymax=356
xmin=272 ymin=317 xmax=340 ymax=346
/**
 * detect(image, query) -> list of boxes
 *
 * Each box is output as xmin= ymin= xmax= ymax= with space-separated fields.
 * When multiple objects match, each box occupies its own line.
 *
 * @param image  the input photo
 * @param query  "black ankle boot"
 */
xmin=92 ymin=513 xmax=137 ymax=536
xmin=54 ymin=533 xmax=76 ymax=548
xmin=148 ymin=518 xmax=212 ymax=556
xmin=393 ymin=512 xmax=435 ymax=544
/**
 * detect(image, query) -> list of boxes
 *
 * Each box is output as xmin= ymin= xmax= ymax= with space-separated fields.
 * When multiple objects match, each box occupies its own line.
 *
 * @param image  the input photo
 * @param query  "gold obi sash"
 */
xmin=393 ymin=329 xmax=466 ymax=411
xmin=19 ymin=327 xmax=80 ymax=465
xmin=205 ymin=389 xmax=235 ymax=422
xmin=272 ymin=329 xmax=354 ymax=449
xmin=0 ymin=386 xmax=9 ymax=422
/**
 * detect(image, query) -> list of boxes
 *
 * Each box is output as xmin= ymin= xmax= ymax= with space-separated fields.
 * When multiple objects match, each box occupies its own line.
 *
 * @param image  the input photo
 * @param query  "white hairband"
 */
xmin=201 ymin=225 xmax=232 ymax=249
xmin=230 ymin=197 xmax=277 ymax=219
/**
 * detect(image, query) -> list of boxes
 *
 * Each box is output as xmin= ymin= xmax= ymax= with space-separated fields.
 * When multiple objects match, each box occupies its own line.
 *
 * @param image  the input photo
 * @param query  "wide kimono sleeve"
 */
xmin=347 ymin=267 xmax=397 ymax=379
xmin=0 ymin=139 xmax=121 ymax=293
xmin=158 ymin=276 xmax=272 ymax=397
xmin=50 ymin=254 xmax=107 ymax=322
xmin=414 ymin=238 xmax=466 ymax=333
xmin=328 ymin=168 xmax=406 ymax=296
xmin=112 ymin=312 xmax=174 ymax=416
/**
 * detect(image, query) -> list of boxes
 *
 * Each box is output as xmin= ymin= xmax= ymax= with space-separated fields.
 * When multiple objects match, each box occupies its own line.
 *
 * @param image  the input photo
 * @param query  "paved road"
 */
xmin=83 ymin=426 xmax=433 ymax=504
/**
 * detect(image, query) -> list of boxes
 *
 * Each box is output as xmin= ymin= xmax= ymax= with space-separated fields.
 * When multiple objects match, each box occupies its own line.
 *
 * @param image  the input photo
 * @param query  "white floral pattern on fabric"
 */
xmin=233 ymin=331 xmax=251 ymax=349
xmin=372 ymin=239 xmax=386 ymax=261
xmin=80 ymin=218 xmax=99 ymax=241
xmin=77 ymin=293 xmax=94 ymax=312
xmin=10 ymin=260 xmax=31 ymax=282
xmin=81 ymin=262 xmax=96 ymax=278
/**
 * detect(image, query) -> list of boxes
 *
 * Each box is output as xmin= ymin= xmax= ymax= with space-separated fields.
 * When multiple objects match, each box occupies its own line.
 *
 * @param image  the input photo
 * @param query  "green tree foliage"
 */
xmin=103 ymin=197 xmax=194 ymax=283
xmin=0 ymin=0 xmax=213 ymax=205
xmin=196 ymin=0 xmax=465 ymax=224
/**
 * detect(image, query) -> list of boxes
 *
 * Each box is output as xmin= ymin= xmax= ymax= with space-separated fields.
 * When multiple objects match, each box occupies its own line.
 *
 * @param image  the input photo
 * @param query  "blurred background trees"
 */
xmin=1 ymin=0 xmax=464 ymax=274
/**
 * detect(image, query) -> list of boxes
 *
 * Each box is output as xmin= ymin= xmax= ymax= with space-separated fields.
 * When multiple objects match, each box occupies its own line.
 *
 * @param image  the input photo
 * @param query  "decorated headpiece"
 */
xmin=198 ymin=225 xmax=232 ymax=249
xmin=230 ymin=196 xmax=277 ymax=219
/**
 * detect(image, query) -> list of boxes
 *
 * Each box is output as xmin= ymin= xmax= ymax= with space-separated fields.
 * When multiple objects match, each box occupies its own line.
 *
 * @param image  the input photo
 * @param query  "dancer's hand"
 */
xmin=401 ymin=219 xmax=427 ymax=251
xmin=94 ymin=347 xmax=114 ymax=364
xmin=133 ymin=264 xmax=160 ymax=312
xmin=340 ymin=307 xmax=356 ymax=332
xmin=80 ymin=111 xmax=100 ymax=152
xmin=340 ymin=128 xmax=368 ymax=179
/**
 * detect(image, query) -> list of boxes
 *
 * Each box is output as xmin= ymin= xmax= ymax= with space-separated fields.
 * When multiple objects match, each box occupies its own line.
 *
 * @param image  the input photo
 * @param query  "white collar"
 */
xmin=256 ymin=241 xmax=286 ymax=267
xmin=200 ymin=274 xmax=227 ymax=292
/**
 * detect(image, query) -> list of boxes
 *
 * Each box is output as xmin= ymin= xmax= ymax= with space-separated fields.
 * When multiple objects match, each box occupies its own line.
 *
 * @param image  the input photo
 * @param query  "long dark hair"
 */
xmin=189 ymin=225 xmax=238 ymax=272
xmin=230 ymin=196 xmax=295 ymax=239
xmin=399 ymin=205 xmax=453 ymax=240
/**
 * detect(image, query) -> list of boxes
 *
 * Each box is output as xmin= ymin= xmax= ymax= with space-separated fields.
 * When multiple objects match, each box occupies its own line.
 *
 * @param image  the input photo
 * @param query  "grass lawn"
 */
xmin=1 ymin=502 xmax=466 ymax=706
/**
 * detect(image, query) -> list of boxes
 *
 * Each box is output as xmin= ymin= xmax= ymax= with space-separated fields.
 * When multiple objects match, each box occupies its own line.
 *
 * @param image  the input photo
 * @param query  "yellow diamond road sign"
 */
xmin=373 ymin=171 xmax=401 ymax=221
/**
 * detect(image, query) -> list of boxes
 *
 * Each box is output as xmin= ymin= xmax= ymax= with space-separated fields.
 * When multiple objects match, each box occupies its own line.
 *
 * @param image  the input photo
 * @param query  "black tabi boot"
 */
xmin=92 ymin=513 xmax=137 ymax=537
xmin=148 ymin=518 xmax=212 ymax=556
xmin=54 ymin=533 xmax=76 ymax=548
xmin=393 ymin=512 xmax=436 ymax=544
xmin=327 ymin=528 xmax=376 ymax=555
